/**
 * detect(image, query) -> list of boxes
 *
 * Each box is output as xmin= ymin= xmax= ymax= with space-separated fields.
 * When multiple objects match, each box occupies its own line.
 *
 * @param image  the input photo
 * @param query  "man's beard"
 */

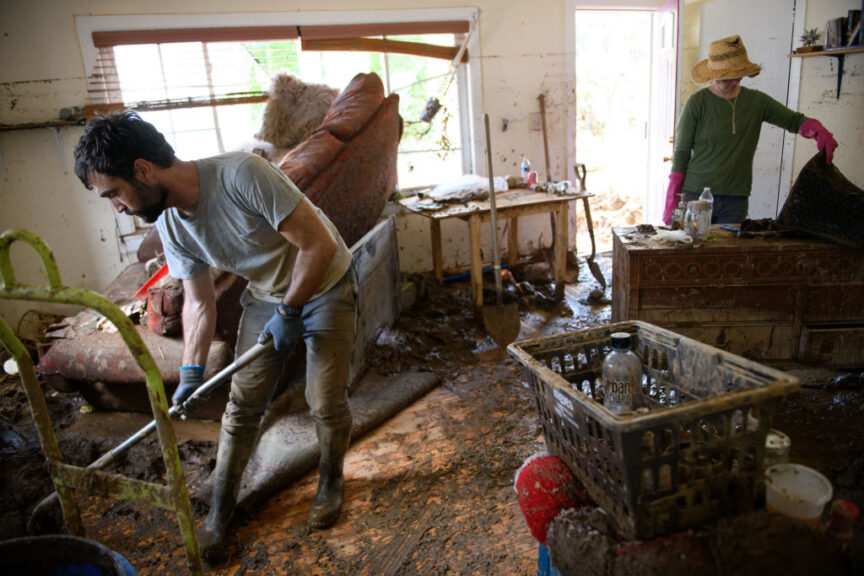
xmin=129 ymin=179 xmax=168 ymax=223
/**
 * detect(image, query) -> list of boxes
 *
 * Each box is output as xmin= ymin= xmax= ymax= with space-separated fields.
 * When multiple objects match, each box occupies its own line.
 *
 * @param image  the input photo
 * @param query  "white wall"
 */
xmin=1 ymin=0 xmax=861 ymax=329
xmin=791 ymin=0 xmax=864 ymax=179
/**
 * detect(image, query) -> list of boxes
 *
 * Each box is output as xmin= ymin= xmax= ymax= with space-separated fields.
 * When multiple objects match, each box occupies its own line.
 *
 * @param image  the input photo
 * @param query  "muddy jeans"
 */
xmin=222 ymin=268 xmax=357 ymax=437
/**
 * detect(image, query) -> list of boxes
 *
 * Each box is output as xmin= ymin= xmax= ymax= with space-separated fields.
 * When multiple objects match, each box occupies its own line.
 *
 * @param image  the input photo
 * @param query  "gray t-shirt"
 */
xmin=156 ymin=152 xmax=352 ymax=303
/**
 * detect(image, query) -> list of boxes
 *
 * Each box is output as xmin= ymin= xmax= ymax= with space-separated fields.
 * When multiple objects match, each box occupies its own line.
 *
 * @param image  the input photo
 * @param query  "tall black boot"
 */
xmin=197 ymin=428 xmax=257 ymax=561
xmin=308 ymin=422 xmax=351 ymax=529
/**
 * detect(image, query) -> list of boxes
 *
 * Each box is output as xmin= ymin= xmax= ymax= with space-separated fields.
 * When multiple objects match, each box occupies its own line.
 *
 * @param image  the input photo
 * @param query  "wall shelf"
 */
xmin=788 ymin=46 xmax=864 ymax=99
xmin=0 ymin=120 xmax=84 ymax=133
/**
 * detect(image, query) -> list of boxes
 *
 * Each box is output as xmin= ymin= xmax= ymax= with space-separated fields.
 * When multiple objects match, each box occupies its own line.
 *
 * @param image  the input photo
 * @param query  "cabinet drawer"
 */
xmin=804 ymin=285 xmax=864 ymax=323
xmin=799 ymin=326 xmax=864 ymax=368
xmin=664 ymin=323 xmax=798 ymax=361
xmin=634 ymin=285 xmax=797 ymax=324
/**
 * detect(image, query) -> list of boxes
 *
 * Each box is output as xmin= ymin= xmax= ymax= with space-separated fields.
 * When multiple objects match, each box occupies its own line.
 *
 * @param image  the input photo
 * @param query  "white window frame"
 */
xmin=77 ymin=9 xmax=481 ymax=255
xmin=76 ymin=8 xmax=481 ymax=166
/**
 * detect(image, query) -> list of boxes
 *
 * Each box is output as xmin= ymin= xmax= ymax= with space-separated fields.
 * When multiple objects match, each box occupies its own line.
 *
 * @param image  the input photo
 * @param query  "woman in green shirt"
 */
xmin=663 ymin=35 xmax=838 ymax=224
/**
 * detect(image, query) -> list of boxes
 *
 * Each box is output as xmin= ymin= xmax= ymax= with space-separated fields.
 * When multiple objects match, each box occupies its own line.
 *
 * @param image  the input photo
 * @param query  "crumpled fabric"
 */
xmin=426 ymin=174 xmax=509 ymax=204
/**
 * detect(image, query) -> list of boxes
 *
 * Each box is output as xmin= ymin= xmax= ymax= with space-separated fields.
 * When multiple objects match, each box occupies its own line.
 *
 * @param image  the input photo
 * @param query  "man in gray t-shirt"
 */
xmin=74 ymin=111 xmax=356 ymax=561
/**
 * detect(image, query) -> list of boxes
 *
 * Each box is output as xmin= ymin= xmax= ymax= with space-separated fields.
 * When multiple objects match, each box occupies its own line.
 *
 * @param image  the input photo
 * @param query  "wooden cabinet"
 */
xmin=612 ymin=227 xmax=864 ymax=368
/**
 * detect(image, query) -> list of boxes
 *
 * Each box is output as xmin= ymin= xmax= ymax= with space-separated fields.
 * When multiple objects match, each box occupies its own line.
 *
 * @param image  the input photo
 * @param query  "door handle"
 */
xmin=663 ymin=156 xmax=672 ymax=162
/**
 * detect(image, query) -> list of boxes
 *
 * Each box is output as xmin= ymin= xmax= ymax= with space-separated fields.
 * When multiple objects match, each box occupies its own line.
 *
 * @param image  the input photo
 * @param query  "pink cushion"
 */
xmin=319 ymin=73 xmax=385 ymax=142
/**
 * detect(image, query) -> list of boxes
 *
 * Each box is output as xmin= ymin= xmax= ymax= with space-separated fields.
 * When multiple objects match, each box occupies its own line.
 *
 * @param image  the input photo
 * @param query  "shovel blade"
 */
xmin=481 ymin=302 xmax=521 ymax=346
xmin=587 ymin=258 xmax=607 ymax=290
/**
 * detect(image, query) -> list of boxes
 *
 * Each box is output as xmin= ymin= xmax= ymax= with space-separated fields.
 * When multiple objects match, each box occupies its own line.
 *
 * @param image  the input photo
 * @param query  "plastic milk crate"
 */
xmin=507 ymin=321 xmax=800 ymax=540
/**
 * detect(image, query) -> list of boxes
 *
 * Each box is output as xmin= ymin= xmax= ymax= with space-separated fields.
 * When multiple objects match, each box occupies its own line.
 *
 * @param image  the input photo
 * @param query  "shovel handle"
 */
xmin=538 ymin=94 xmax=552 ymax=184
xmin=483 ymin=113 xmax=504 ymax=306
xmin=28 ymin=338 xmax=275 ymax=528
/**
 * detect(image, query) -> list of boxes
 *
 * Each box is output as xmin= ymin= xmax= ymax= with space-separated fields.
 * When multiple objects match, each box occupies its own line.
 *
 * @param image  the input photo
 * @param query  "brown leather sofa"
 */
xmin=37 ymin=72 xmax=402 ymax=416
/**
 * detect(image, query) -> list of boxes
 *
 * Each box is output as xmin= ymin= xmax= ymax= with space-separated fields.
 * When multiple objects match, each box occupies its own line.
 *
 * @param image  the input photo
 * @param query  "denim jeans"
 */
xmin=682 ymin=191 xmax=748 ymax=224
xmin=222 ymin=268 xmax=357 ymax=436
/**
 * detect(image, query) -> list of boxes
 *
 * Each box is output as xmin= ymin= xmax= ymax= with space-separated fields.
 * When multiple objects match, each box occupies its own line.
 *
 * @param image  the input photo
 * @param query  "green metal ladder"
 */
xmin=0 ymin=228 xmax=203 ymax=575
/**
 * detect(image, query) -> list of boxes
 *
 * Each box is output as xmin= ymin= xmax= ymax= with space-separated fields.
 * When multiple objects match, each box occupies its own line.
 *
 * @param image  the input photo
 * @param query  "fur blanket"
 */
xmin=255 ymin=74 xmax=339 ymax=150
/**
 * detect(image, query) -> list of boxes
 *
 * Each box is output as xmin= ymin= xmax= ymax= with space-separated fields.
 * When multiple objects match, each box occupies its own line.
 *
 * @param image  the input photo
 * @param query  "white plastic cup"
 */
xmin=765 ymin=463 xmax=833 ymax=527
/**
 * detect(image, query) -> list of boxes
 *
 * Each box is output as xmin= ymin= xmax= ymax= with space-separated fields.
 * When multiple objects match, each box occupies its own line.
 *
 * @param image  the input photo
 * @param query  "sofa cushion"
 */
xmin=277 ymin=129 xmax=344 ymax=190
xmin=319 ymin=72 xmax=385 ymax=142
xmin=304 ymin=93 xmax=401 ymax=247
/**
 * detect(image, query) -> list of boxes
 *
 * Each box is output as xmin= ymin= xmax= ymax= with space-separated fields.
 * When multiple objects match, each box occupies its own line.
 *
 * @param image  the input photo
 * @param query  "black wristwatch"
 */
xmin=277 ymin=302 xmax=303 ymax=318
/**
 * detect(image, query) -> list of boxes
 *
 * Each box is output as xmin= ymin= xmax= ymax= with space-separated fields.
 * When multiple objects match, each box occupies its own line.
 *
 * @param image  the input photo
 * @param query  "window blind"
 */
xmin=85 ymin=21 xmax=469 ymax=118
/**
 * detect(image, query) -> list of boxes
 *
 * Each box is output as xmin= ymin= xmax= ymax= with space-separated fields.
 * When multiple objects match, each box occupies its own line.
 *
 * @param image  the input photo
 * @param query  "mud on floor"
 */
xmin=1 ymin=252 xmax=863 ymax=575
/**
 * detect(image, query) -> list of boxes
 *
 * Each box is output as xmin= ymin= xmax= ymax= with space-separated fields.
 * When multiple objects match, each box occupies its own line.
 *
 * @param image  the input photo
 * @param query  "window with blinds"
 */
xmin=84 ymin=21 xmax=470 ymax=189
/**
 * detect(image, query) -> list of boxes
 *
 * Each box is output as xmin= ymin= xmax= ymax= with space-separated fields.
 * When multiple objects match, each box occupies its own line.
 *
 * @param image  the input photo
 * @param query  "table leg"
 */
xmin=508 ymin=218 xmax=519 ymax=267
xmin=431 ymin=219 xmax=443 ymax=284
xmin=469 ymin=214 xmax=484 ymax=306
xmin=554 ymin=202 xmax=568 ymax=298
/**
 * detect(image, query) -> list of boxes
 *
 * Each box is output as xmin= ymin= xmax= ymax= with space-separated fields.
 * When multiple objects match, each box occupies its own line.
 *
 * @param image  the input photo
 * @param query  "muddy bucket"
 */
xmin=0 ymin=535 xmax=137 ymax=575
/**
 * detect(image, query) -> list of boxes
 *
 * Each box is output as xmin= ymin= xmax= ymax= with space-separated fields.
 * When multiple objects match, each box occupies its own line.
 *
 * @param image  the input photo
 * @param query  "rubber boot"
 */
xmin=308 ymin=422 xmax=351 ymax=529
xmin=197 ymin=428 xmax=257 ymax=561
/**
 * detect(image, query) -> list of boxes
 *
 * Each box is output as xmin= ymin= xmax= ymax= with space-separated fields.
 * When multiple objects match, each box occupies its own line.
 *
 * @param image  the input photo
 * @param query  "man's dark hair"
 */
xmin=73 ymin=110 xmax=175 ymax=188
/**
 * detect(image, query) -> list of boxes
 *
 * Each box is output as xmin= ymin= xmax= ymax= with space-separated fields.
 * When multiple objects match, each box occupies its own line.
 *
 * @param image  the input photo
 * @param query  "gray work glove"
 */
xmin=173 ymin=365 xmax=205 ymax=406
xmin=259 ymin=303 xmax=304 ymax=351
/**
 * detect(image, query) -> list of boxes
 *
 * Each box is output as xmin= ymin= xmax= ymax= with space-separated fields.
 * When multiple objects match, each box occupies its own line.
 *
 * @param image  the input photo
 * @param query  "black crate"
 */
xmin=508 ymin=321 xmax=800 ymax=539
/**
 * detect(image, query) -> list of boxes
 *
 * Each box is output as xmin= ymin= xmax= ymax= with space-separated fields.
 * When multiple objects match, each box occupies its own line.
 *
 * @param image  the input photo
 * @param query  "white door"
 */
xmin=646 ymin=5 xmax=679 ymax=224
xmin=699 ymin=0 xmax=796 ymax=218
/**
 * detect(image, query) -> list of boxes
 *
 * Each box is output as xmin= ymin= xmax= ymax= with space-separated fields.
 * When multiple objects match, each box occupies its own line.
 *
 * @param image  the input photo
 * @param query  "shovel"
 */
xmin=28 ymin=338 xmax=274 ymax=534
xmin=480 ymin=113 xmax=520 ymax=346
xmin=574 ymin=163 xmax=606 ymax=289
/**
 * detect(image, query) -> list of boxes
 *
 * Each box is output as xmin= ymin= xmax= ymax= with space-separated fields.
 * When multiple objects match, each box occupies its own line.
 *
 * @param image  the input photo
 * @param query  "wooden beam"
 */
xmin=83 ymin=93 xmax=268 ymax=119
xmin=301 ymin=37 xmax=468 ymax=63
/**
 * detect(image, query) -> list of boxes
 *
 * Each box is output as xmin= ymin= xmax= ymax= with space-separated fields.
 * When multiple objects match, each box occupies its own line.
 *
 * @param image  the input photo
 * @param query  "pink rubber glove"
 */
xmin=799 ymin=118 xmax=837 ymax=165
xmin=662 ymin=172 xmax=685 ymax=225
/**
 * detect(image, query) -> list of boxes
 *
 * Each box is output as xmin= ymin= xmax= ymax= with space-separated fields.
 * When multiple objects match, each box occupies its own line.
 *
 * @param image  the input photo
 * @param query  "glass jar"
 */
xmin=684 ymin=200 xmax=712 ymax=241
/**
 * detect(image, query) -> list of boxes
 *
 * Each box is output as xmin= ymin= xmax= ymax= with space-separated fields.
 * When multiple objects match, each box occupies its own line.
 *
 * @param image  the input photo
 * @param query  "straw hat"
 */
xmin=692 ymin=35 xmax=762 ymax=84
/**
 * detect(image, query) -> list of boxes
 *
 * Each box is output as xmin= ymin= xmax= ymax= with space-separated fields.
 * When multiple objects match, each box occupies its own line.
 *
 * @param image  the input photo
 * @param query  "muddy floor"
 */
xmin=1 ymin=251 xmax=863 ymax=575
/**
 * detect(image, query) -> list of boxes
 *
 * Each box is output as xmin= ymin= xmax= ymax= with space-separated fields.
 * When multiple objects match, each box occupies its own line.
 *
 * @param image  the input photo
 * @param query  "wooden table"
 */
xmin=612 ymin=226 xmax=864 ymax=367
xmin=400 ymin=188 xmax=590 ymax=306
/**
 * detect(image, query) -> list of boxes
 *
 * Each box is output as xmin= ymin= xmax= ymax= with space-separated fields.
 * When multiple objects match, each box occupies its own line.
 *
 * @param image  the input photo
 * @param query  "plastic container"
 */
xmin=765 ymin=463 xmax=833 ymax=527
xmin=0 ymin=535 xmax=137 ymax=575
xmin=507 ymin=320 xmax=800 ymax=539
xmin=521 ymin=156 xmax=531 ymax=181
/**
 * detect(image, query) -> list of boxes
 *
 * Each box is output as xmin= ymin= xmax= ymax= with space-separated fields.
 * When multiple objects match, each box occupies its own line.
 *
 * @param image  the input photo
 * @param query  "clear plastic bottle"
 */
xmin=521 ymin=156 xmax=531 ymax=181
xmin=602 ymin=332 xmax=643 ymax=416
xmin=699 ymin=187 xmax=714 ymax=222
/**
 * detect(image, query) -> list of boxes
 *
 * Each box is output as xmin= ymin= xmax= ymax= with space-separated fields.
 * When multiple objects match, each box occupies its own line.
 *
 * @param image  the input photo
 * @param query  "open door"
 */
xmin=645 ymin=2 xmax=679 ymax=224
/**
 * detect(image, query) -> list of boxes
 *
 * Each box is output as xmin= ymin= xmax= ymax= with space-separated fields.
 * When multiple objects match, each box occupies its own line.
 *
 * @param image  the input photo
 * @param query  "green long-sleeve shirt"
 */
xmin=671 ymin=87 xmax=806 ymax=197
